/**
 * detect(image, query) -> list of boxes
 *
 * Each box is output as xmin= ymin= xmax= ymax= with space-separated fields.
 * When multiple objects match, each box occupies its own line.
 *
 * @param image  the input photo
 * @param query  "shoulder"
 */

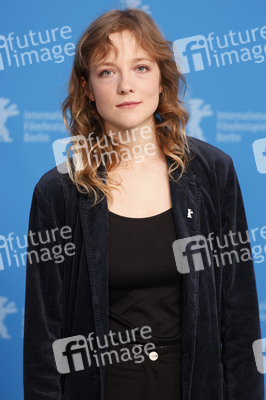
xmin=33 ymin=161 xmax=76 ymax=205
xmin=187 ymin=135 xmax=233 ymax=168
xmin=29 ymin=161 xmax=79 ymax=227
xmin=186 ymin=135 xmax=234 ymax=178
xmin=185 ymin=135 xmax=236 ymax=195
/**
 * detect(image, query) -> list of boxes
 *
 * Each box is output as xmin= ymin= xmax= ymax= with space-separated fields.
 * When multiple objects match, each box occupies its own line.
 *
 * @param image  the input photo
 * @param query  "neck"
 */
xmin=104 ymin=118 xmax=164 ymax=169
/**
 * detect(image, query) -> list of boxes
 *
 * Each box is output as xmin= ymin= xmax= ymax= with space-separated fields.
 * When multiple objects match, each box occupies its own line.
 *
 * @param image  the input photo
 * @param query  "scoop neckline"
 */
xmin=108 ymin=207 xmax=173 ymax=220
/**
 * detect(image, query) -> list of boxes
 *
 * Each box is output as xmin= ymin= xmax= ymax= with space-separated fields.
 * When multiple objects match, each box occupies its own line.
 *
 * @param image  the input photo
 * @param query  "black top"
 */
xmin=108 ymin=207 xmax=183 ymax=346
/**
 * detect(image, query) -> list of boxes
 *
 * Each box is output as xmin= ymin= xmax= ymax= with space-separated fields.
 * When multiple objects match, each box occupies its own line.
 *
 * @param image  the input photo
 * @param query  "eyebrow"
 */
xmin=95 ymin=57 xmax=154 ymax=69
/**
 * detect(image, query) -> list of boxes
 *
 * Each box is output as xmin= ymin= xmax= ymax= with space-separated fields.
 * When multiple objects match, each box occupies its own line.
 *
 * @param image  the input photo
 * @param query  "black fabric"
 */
xmin=108 ymin=208 xmax=183 ymax=346
xmin=23 ymin=136 xmax=265 ymax=400
xmin=103 ymin=342 xmax=182 ymax=400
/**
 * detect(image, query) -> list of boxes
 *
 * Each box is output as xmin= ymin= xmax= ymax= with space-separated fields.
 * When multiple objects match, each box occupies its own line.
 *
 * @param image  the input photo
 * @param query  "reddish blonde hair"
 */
xmin=62 ymin=7 xmax=191 ymax=206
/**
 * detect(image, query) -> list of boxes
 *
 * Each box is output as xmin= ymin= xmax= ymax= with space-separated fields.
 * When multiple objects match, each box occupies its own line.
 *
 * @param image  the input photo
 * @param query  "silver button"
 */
xmin=149 ymin=351 xmax=158 ymax=361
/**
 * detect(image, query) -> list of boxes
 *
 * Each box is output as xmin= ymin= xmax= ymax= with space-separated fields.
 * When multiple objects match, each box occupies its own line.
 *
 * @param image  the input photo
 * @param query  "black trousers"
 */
xmin=103 ymin=341 xmax=182 ymax=400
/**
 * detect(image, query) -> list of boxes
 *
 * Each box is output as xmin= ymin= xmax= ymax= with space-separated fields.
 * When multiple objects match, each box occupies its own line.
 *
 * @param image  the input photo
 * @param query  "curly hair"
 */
xmin=61 ymin=7 xmax=191 ymax=206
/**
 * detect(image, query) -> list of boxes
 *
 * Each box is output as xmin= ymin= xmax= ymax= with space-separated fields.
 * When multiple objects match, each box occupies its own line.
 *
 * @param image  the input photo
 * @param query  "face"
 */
xmin=83 ymin=30 xmax=163 ymax=135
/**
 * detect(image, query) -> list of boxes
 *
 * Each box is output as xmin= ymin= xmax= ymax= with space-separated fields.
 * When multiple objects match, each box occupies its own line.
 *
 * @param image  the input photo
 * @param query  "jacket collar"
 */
xmin=78 ymin=151 xmax=200 ymax=400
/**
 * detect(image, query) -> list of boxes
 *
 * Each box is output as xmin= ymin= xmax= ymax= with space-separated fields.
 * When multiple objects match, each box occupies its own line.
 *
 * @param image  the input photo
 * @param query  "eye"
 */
xmin=99 ymin=69 xmax=113 ymax=77
xmin=136 ymin=65 xmax=149 ymax=72
xmin=98 ymin=65 xmax=150 ymax=77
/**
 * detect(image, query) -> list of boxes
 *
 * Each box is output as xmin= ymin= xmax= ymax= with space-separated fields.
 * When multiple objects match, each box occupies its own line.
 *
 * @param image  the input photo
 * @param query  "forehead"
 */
xmin=108 ymin=30 xmax=143 ymax=48
xmin=91 ymin=30 xmax=156 ymax=67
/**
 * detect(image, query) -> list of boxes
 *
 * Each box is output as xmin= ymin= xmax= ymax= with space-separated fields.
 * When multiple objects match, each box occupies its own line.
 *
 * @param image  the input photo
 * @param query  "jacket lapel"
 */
xmin=167 ymin=156 xmax=201 ymax=399
xmin=78 ymin=153 xmax=200 ymax=400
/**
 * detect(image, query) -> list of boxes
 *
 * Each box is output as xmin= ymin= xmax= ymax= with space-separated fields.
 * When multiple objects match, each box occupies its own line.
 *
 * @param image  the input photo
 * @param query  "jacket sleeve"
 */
xmin=23 ymin=185 xmax=64 ymax=399
xmin=220 ymin=157 xmax=265 ymax=399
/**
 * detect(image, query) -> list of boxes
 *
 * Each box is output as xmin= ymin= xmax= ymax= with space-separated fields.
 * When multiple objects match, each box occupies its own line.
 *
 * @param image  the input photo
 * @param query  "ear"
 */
xmin=81 ymin=77 xmax=94 ymax=101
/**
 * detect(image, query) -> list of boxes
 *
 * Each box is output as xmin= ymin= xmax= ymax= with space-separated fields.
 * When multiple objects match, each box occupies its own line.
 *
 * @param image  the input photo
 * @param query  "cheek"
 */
xmin=93 ymin=87 xmax=112 ymax=109
xmin=93 ymin=90 xmax=114 ymax=117
xmin=145 ymin=88 xmax=160 ymax=103
xmin=140 ymin=79 xmax=160 ymax=97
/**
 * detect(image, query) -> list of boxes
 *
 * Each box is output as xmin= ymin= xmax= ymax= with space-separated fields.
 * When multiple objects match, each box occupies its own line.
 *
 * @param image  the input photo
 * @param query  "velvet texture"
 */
xmin=23 ymin=136 xmax=264 ymax=399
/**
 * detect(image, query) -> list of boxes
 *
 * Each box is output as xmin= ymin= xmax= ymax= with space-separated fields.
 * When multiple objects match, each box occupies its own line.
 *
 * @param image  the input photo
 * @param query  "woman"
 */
xmin=23 ymin=8 xmax=264 ymax=400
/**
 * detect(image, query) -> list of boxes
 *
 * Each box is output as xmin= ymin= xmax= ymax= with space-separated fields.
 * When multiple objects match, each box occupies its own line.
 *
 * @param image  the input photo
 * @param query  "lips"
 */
xmin=117 ymin=101 xmax=141 ymax=106
xmin=116 ymin=102 xmax=141 ymax=109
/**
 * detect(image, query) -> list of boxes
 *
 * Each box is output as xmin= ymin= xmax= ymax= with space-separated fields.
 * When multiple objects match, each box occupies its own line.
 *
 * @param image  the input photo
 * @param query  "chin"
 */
xmin=110 ymin=119 xmax=146 ymax=131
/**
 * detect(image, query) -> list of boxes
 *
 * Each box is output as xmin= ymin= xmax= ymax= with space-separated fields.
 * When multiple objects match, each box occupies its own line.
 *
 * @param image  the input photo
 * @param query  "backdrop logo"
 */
xmin=0 ymin=96 xmax=66 ymax=143
xmin=0 ymin=296 xmax=18 ymax=339
xmin=186 ymin=98 xmax=213 ymax=141
xmin=174 ymin=25 xmax=266 ymax=73
xmin=0 ymin=26 xmax=75 ymax=71
xmin=259 ymin=302 xmax=266 ymax=321
xmin=0 ymin=98 xmax=19 ymax=142
xmin=186 ymin=99 xmax=266 ymax=143
xmin=120 ymin=0 xmax=151 ymax=14
xmin=252 ymin=138 xmax=266 ymax=174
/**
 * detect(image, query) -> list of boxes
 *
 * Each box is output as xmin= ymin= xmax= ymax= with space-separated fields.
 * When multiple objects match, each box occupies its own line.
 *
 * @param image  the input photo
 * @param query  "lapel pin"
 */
xmin=187 ymin=208 xmax=193 ymax=218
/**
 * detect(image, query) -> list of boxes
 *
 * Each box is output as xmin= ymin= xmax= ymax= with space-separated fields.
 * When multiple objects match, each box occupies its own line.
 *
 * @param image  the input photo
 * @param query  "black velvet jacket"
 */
xmin=23 ymin=136 xmax=264 ymax=400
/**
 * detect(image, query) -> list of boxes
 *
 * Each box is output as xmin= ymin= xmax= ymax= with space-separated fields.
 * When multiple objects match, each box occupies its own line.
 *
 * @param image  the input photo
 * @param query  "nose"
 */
xmin=117 ymin=72 xmax=135 ymax=94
